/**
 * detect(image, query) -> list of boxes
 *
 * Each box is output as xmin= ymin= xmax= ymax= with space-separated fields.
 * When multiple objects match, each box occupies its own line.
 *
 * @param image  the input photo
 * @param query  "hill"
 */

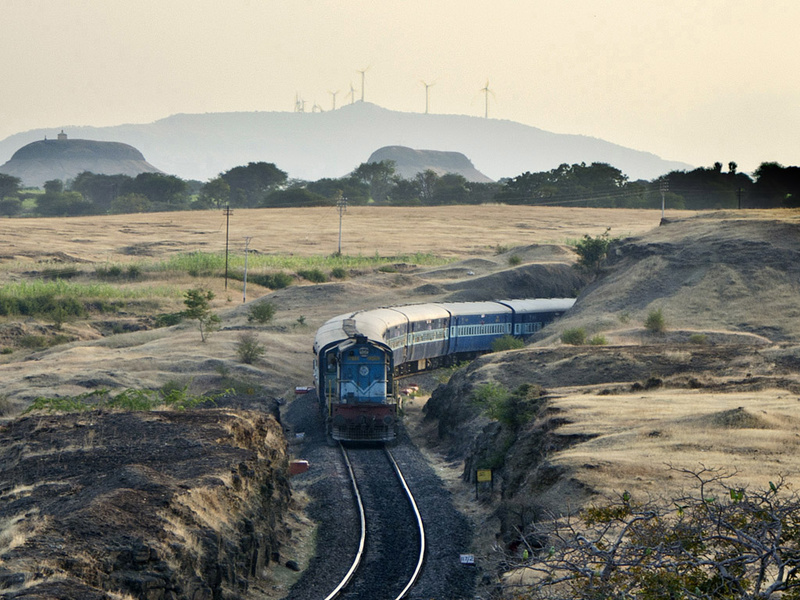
xmin=366 ymin=145 xmax=493 ymax=182
xmin=0 ymin=103 xmax=691 ymax=183
xmin=0 ymin=134 xmax=163 ymax=188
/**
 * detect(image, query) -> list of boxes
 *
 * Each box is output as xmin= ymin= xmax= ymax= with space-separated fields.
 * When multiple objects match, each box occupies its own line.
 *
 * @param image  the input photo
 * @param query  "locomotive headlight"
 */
xmin=383 ymin=415 xmax=394 ymax=426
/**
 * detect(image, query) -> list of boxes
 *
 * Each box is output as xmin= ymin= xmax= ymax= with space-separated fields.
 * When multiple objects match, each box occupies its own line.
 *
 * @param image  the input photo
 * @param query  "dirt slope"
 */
xmin=541 ymin=211 xmax=800 ymax=343
xmin=0 ymin=409 xmax=292 ymax=599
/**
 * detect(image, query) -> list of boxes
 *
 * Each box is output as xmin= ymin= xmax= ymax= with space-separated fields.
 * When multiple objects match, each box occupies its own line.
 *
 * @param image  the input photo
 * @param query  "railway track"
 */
xmin=325 ymin=444 xmax=426 ymax=600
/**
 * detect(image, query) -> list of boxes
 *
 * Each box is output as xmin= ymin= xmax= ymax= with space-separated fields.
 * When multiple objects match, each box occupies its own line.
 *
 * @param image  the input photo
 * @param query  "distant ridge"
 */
xmin=367 ymin=146 xmax=493 ymax=182
xmin=0 ymin=103 xmax=691 ymax=183
xmin=0 ymin=135 xmax=163 ymax=188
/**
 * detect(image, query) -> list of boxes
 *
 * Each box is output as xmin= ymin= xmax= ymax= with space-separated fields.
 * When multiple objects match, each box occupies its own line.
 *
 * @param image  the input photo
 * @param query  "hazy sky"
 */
xmin=3 ymin=0 xmax=798 ymax=175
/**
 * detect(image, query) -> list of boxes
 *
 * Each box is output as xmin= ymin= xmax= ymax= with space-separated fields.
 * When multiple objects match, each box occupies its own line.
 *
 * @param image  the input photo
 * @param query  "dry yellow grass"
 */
xmin=0 ymin=206 xmax=679 ymax=265
xmin=550 ymin=388 xmax=800 ymax=501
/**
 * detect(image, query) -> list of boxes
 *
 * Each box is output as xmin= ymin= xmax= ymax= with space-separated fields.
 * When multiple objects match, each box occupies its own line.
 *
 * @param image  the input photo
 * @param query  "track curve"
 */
xmin=327 ymin=445 xmax=426 ymax=600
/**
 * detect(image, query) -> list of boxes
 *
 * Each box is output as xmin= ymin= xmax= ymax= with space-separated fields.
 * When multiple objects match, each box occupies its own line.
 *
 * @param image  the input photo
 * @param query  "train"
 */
xmin=313 ymin=298 xmax=575 ymax=442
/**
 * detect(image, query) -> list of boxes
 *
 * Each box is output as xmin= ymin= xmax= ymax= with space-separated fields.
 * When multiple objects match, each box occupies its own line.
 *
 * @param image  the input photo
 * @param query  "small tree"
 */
xmin=513 ymin=466 xmax=800 ymax=600
xmin=645 ymin=308 xmax=666 ymax=333
xmin=561 ymin=327 xmax=587 ymax=345
xmin=248 ymin=301 xmax=276 ymax=324
xmin=573 ymin=228 xmax=613 ymax=274
xmin=0 ymin=197 xmax=22 ymax=217
xmin=182 ymin=288 xmax=220 ymax=342
xmin=235 ymin=331 xmax=265 ymax=364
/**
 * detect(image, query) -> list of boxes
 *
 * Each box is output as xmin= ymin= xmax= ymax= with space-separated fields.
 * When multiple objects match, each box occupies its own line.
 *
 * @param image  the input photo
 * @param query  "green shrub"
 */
xmin=330 ymin=266 xmax=347 ymax=279
xmin=19 ymin=335 xmax=49 ymax=349
xmin=588 ymin=334 xmax=608 ymax=346
xmin=41 ymin=266 xmax=80 ymax=280
xmin=472 ymin=382 xmax=544 ymax=429
xmin=242 ymin=272 xmax=294 ymax=290
xmin=689 ymin=333 xmax=708 ymax=345
xmin=235 ymin=331 xmax=266 ymax=364
xmin=0 ymin=395 xmax=13 ymax=416
xmin=561 ymin=327 xmax=587 ymax=345
xmin=573 ymin=228 xmax=614 ymax=273
xmin=508 ymin=254 xmax=522 ymax=266
xmin=155 ymin=312 xmax=183 ymax=327
xmin=491 ymin=335 xmax=524 ymax=352
xmin=298 ymin=268 xmax=327 ymax=283
xmin=436 ymin=361 xmax=469 ymax=384
xmin=645 ymin=308 xmax=666 ymax=333
xmin=1 ymin=347 xmax=13 ymax=355
xmin=248 ymin=301 xmax=277 ymax=324
xmin=24 ymin=387 xmax=219 ymax=414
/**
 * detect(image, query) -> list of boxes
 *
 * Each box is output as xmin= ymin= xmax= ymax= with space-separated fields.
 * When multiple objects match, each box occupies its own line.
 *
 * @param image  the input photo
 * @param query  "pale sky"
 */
xmin=3 ymin=0 xmax=799 ymax=175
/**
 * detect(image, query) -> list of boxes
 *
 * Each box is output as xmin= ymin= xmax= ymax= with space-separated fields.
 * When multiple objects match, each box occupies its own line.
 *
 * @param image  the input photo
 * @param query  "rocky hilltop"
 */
xmin=367 ymin=146 xmax=493 ymax=182
xmin=0 ymin=133 xmax=163 ymax=187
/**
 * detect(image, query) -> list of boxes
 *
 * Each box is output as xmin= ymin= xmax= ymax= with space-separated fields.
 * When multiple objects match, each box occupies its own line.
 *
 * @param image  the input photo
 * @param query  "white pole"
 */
xmin=243 ymin=237 xmax=251 ymax=303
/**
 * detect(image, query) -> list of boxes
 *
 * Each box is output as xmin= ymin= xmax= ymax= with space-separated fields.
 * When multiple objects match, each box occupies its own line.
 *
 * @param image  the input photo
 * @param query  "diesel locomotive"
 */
xmin=313 ymin=298 xmax=574 ymax=442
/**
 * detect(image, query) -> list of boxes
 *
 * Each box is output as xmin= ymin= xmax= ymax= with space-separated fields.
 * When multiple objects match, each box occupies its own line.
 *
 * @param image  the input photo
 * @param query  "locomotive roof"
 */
xmin=497 ymin=298 xmax=576 ymax=312
xmin=435 ymin=301 xmax=513 ymax=316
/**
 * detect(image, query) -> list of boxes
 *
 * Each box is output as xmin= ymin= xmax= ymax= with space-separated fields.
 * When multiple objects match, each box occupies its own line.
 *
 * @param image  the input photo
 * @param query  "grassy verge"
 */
xmin=147 ymin=251 xmax=449 ymax=277
xmin=0 ymin=280 xmax=181 ymax=320
xmin=24 ymin=387 xmax=228 ymax=413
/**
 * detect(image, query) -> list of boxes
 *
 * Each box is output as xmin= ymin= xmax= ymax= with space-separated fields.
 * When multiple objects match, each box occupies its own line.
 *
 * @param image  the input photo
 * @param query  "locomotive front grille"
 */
xmin=331 ymin=422 xmax=394 ymax=442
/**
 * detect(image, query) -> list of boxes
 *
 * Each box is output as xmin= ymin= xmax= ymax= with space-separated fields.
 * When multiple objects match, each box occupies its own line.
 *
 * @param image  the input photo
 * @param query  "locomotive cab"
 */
xmin=324 ymin=335 xmax=397 ymax=442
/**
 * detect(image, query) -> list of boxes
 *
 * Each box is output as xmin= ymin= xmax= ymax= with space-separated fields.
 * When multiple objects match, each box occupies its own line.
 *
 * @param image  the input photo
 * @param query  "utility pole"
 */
xmin=337 ymin=196 xmax=348 ymax=255
xmin=242 ymin=236 xmax=251 ymax=303
xmin=223 ymin=205 xmax=233 ymax=290
xmin=737 ymin=187 xmax=744 ymax=209
xmin=660 ymin=180 xmax=669 ymax=219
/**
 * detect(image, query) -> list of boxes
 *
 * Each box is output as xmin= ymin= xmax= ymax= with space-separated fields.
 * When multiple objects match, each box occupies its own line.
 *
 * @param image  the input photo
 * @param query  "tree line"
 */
xmin=1 ymin=158 xmax=799 ymax=217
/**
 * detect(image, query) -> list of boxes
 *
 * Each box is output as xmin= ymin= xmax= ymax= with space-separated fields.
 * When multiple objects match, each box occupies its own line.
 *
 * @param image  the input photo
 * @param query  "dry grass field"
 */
xmin=0 ymin=206 xmax=674 ymax=264
xmin=0 ymin=206 xmax=683 ymax=412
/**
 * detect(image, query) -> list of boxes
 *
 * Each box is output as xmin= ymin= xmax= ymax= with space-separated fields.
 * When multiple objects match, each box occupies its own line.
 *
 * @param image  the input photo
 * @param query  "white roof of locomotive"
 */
xmin=497 ymin=298 xmax=576 ymax=313
xmin=436 ymin=301 xmax=513 ymax=317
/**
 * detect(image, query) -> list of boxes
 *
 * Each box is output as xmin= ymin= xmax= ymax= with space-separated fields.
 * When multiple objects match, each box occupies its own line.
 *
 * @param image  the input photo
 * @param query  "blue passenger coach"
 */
xmin=313 ymin=298 xmax=574 ymax=442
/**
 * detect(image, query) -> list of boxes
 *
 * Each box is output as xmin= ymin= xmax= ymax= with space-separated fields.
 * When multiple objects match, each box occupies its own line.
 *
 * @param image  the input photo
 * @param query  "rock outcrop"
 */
xmin=0 ymin=132 xmax=163 ymax=187
xmin=367 ymin=145 xmax=493 ymax=182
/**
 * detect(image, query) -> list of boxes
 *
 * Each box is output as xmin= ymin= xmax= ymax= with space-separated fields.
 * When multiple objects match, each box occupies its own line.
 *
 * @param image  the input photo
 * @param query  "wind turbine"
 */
xmin=357 ymin=67 xmax=370 ymax=102
xmin=421 ymin=80 xmax=435 ymax=114
xmin=480 ymin=80 xmax=494 ymax=118
xmin=329 ymin=90 xmax=339 ymax=111
xmin=348 ymin=82 xmax=356 ymax=104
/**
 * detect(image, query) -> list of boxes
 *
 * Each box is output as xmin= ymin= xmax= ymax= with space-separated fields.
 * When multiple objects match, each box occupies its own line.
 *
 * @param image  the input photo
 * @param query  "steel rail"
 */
xmin=385 ymin=448 xmax=426 ymax=600
xmin=323 ymin=444 xmax=367 ymax=600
